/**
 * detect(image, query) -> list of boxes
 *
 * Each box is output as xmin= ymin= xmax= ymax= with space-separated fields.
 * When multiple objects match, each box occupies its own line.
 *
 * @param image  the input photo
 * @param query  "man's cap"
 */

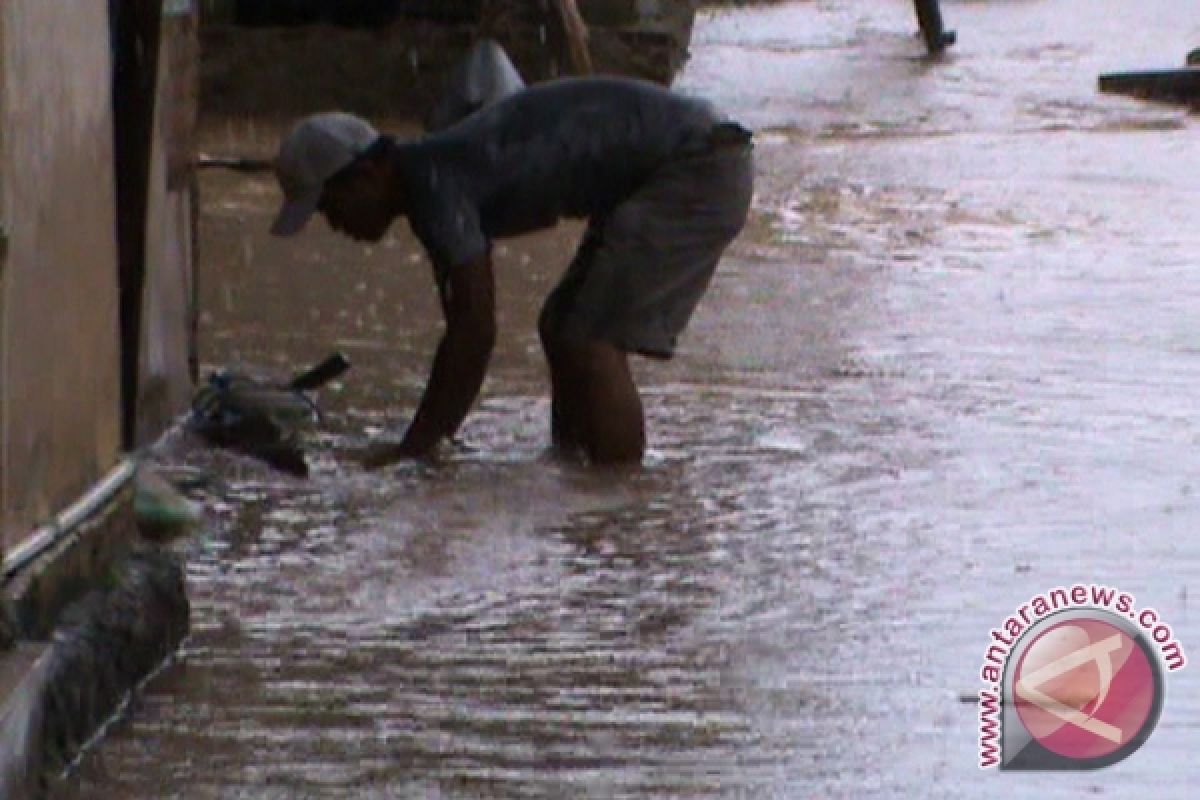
xmin=271 ymin=112 xmax=380 ymax=236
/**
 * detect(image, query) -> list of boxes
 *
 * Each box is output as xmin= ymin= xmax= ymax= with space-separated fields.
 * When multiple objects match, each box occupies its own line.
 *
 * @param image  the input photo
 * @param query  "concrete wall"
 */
xmin=0 ymin=1 xmax=200 ymax=558
xmin=0 ymin=1 xmax=123 ymax=551
xmin=137 ymin=2 xmax=200 ymax=445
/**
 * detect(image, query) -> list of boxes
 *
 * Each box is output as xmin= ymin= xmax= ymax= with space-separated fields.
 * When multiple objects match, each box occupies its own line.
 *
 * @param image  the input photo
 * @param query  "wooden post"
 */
xmin=478 ymin=0 xmax=592 ymax=78
xmin=554 ymin=0 xmax=593 ymax=75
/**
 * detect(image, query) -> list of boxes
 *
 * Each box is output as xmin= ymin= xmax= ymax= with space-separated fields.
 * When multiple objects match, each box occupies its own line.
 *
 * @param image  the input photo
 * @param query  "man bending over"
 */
xmin=270 ymin=76 xmax=754 ymax=466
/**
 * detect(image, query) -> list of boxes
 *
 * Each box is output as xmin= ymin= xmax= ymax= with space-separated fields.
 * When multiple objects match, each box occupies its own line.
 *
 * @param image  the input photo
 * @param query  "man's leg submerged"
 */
xmin=538 ymin=321 xmax=581 ymax=453
xmin=572 ymin=339 xmax=645 ymax=465
xmin=540 ymin=316 xmax=645 ymax=464
xmin=539 ymin=250 xmax=584 ymax=454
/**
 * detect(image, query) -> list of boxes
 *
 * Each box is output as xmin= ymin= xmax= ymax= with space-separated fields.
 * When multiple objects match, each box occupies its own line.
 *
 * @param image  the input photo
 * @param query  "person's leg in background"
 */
xmin=913 ymin=0 xmax=956 ymax=54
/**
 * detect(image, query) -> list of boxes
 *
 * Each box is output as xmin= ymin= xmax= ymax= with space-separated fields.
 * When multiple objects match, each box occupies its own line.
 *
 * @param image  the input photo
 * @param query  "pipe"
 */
xmin=3 ymin=459 xmax=138 ymax=581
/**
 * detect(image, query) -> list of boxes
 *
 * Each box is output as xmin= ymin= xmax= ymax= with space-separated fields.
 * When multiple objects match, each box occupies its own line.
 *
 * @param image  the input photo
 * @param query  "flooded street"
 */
xmin=74 ymin=1 xmax=1199 ymax=797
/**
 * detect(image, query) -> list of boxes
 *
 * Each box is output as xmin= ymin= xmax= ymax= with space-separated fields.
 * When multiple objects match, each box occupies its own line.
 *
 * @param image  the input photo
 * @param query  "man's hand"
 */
xmin=384 ymin=252 xmax=497 ymax=463
xmin=357 ymin=253 xmax=494 ymax=471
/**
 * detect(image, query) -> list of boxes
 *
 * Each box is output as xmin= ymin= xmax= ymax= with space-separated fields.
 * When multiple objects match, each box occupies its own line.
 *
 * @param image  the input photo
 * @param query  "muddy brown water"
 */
xmin=71 ymin=1 xmax=1199 ymax=797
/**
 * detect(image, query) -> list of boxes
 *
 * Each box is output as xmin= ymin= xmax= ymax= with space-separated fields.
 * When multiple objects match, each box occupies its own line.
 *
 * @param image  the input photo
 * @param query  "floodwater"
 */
xmin=73 ymin=1 xmax=1200 ymax=797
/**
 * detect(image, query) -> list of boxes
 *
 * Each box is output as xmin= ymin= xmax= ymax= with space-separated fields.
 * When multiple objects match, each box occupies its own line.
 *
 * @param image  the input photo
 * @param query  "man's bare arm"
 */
xmin=363 ymin=252 xmax=496 ymax=466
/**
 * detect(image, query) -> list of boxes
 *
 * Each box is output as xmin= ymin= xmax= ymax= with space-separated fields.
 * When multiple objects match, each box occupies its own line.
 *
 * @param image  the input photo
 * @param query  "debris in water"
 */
xmin=188 ymin=352 xmax=351 ymax=477
xmin=150 ymin=465 xmax=214 ymax=493
xmin=288 ymin=351 xmax=353 ymax=392
xmin=1099 ymin=66 xmax=1200 ymax=104
xmin=134 ymin=465 xmax=203 ymax=542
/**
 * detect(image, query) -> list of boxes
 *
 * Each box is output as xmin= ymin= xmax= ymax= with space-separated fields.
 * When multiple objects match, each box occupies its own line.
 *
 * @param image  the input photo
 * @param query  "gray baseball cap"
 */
xmin=271 ymin=112 xmax=380 ymax=236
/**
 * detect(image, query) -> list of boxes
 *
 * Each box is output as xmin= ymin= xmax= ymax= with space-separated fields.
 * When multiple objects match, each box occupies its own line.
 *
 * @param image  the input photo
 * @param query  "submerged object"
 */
xmin=1098 ymin=67 xmax=1200 ymax=104
xmin=425 ymin=38 xmax=527 ymax=132
xmin=188 ymin=352 xmax=350 ymax=476
xmin=134 ymin=465 xmax=203 ymax=542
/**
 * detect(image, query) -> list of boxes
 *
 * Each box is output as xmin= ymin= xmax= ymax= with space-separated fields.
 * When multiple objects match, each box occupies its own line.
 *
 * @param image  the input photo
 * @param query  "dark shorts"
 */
xmin=541 ymin=123 xmax=755 ymax=359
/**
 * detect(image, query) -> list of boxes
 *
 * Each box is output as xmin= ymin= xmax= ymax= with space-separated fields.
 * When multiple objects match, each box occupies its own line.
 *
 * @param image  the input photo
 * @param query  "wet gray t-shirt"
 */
xmin=397 ymin=77 xmax=721 ymax=274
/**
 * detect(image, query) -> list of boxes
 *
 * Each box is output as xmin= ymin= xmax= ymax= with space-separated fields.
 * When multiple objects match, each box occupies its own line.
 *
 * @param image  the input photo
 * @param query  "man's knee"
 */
xmin=575 ymin=338 xmax=627 ymax=375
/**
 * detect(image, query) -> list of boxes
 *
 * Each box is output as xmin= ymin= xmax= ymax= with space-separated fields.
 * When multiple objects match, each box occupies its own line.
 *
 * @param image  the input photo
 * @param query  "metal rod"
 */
xmin=195 ymin=154 xmax=274 ymax=173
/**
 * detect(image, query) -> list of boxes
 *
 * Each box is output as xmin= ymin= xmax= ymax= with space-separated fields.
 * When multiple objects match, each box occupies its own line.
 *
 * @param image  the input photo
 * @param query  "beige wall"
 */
xmin=0 ymin=1 xmax=123 ymax=547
